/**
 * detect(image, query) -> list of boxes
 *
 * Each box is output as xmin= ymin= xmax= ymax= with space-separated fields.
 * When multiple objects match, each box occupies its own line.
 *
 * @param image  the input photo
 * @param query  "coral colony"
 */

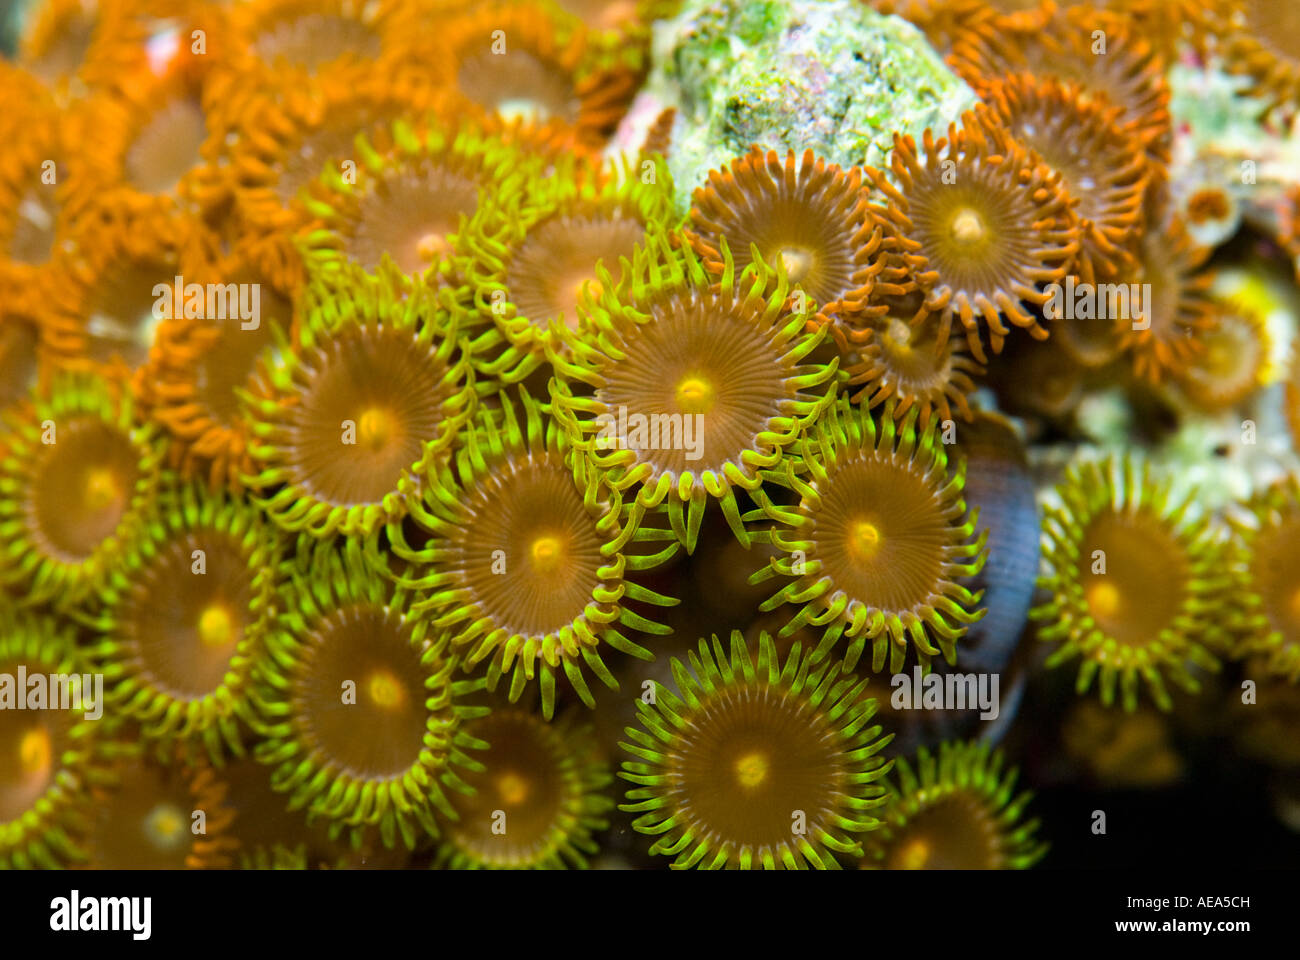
xmin=1 ymin=0 xmax=1300 ymax=872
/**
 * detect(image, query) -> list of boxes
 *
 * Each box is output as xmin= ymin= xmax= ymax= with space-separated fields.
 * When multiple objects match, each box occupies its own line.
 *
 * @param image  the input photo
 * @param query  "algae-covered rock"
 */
xmin=1168 ymin=59 xmax=1300 ymax=248
xmin=612 ymin=0 xmax=978 ymax=214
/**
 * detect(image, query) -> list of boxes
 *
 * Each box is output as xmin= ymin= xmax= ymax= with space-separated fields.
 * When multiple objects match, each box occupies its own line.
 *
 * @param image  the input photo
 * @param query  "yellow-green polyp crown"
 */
xmin=618 ymin=629 xmax=893 ymax=869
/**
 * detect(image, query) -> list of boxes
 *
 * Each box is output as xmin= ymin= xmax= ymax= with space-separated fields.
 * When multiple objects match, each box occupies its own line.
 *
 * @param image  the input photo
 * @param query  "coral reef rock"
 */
xmin=612 ymin=0 xmax=978 ymax=214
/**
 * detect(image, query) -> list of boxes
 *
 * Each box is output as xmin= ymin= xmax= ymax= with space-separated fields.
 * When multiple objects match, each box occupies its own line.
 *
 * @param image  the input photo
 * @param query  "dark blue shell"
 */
xmin=954 ymin=410 xmax=1041 ymax=677
xmin=877 ymin=411 xmax=1041 ymax=756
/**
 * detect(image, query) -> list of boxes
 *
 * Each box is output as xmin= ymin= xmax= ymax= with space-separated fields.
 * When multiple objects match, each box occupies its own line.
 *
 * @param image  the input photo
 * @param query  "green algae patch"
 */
xmin=640 ymin=0 xmax=978 ymax=214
